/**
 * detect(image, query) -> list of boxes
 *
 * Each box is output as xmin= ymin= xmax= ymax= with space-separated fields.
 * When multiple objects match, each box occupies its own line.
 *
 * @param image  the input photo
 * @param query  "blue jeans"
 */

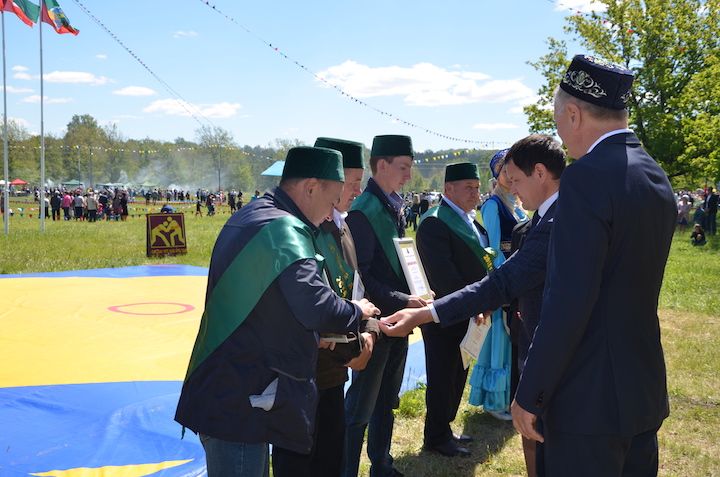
xmin=200 ymin=434 xmax=269 ymax=477
xmin=342 ymin=336 xmax=408 ymax=477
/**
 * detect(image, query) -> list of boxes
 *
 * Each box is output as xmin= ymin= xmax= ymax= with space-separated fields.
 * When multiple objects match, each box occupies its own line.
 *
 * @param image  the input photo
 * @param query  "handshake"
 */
xmin=377 ymin=296 xmax=492 ymax=337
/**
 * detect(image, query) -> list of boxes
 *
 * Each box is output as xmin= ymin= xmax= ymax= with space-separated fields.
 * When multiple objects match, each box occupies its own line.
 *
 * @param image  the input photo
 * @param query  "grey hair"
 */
xmin=554 ymin=87 xmax=628 ymax=122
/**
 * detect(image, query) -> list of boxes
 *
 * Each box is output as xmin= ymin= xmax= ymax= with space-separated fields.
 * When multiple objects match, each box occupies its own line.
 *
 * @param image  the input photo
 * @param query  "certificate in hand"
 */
xmin=392 ymin=238 xmax=433 ymax=301
xmin=459 ymin=319 xmax=490 ymax=369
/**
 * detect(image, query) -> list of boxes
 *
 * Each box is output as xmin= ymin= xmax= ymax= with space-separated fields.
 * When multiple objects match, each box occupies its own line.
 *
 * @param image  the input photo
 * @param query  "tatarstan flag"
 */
xmin=40 ymin=0 xmax=78 ymax=35
xmin=1 ymin=0 xmax=40 ymax=28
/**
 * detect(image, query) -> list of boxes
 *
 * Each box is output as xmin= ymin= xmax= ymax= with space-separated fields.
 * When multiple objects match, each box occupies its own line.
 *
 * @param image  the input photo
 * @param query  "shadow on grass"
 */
xmin=393 ymin=411 xmax=517 ymax=477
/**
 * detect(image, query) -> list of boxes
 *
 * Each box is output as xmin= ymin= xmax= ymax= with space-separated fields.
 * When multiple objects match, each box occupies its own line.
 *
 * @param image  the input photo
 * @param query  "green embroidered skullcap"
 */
xmin=370 ymin=135 xmax=414 ymax=158
xmin=281 ymin=146 xmax=345 ymax=182
xmin=314 ymin=137 xmax=365 ymax=170
xmin=445 ymin=162 xmax=480 ymax=182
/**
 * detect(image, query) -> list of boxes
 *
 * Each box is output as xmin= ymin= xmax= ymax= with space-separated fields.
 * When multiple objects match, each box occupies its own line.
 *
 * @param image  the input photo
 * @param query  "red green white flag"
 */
xmin=40 ymin=0 xmax=78 ymax=35
xmin=1 ymin=0 xmax=40 ymax=28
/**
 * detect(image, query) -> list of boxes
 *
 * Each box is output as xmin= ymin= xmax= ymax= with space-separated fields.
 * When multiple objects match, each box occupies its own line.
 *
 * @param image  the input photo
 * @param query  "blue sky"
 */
xmin=1 ymin=0 xmax=603 ymax=151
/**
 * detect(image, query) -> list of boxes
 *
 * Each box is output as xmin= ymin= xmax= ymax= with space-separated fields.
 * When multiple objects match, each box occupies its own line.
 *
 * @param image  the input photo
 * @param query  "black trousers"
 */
xmin=541 ymin=422 xmax=660 ymax=477
xmin=272 ymin=384 xmax=346 ymax=477
xmin=420 ymin=320 xmax=468 ymax=446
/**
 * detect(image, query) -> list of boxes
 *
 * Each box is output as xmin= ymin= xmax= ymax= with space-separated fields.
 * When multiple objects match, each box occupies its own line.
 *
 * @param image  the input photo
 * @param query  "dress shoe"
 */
xmin=424 ymin=439 xmax=471 ymax=457
xmin=452 ymin=432 xmax=473 ymax=443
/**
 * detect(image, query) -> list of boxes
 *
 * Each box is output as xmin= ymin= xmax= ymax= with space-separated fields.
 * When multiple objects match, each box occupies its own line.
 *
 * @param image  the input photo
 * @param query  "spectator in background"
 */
xmin=61 ymin=191 xmax=72 ymax=220
xmin=691 ymin=223 xmax=707 ymax=246
xmin=50 ymin=192 xmax=61 ymax=221
xmin=677 ymin=195 xmax=691 ymax=232
xmin=705 ymin=187 xmax=718 ymax=235
xmin=86 ymin=192 xmax=98 ymax=222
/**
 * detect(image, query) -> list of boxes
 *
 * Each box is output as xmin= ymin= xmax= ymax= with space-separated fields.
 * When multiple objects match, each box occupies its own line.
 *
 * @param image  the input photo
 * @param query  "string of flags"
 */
xmin=196 ymin=0 xmax=509 ymax=147
xmin=69 ymin=0 xmax=214 ymax=129
xmin=5 ymin=143 xmax=254 ymax=155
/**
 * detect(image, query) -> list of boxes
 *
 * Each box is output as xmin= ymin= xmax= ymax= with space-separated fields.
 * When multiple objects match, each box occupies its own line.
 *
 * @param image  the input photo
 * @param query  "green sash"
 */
xmin=421 ymin=205 xmax=496 ymax=273
xmin=184 ymin=215 xmax=321 ymax=379
xmin=315 ymin=227 xmax=355 ymax=299
xmin=350 ymin=191 xmax=403 ymax=279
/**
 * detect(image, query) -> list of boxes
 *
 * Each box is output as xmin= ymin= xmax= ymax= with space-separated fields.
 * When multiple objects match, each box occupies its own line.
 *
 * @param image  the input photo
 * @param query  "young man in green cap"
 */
xmin=175 ymin=146 xmax=380 ymax=477
xmin=415 ymin=162 xmax=490 ymax=458
xmin=272 ymin=138 xmax=380 ymax=477
xmin=342 ymin=134 xmax=427 ymax=477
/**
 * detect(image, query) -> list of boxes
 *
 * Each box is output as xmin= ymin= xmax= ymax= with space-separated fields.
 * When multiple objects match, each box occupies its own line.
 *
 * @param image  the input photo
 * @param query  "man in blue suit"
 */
xmin=510 ymin=55 xmax=677 ymax=476
xmin=379 ymin=134 xmax=565 ymax=476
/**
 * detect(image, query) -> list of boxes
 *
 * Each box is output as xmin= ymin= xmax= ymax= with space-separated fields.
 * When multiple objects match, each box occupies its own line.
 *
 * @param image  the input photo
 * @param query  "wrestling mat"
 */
xmin=0 ymin=265 xmax=426 ymax=476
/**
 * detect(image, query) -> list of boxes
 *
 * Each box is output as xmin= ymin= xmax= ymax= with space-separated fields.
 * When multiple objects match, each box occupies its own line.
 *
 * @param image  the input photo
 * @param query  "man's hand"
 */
xmin=406 ymin=295 xmax=429 ymax=308
xmin=378 ymin=306 xmax=433 ymax=337
xmin=474 ymin=310 xmax=493 ymax=326
xmin=345 ymin=332 xmax=375 ymax=371
xmin=318 ymin=339 xmax=336 ymax=351
xmin=511 ymin=399 xmax=544 ymax=443
xmin=352 ymin=298 xmax=380 ymax=319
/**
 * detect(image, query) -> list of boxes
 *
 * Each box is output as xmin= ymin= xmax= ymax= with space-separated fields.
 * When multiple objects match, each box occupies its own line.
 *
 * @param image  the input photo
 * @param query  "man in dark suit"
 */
xmin=510 ymin=55 xmax=677 ymax=476
xmin=415 ymin=162 xmax=491 ymax=458
xmin=380 ymin=135 xmax=565 ymax=476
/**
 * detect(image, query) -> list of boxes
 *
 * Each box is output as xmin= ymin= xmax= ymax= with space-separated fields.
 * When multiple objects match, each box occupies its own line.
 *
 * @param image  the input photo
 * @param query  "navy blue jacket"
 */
xmin=346 ymin=178 xmax=410 ymax=315
xmin=433 ymin=202 xmax=556 ymax=336
xmin=175 ymin=188 xmax=361 ymax=453
xmin=515 ymin=132 xmax=676 ymax=437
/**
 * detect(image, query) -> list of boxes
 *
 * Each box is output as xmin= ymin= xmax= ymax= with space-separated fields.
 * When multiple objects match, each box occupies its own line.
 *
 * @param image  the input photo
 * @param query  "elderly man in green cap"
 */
xmin=342 ymin=134 xmax=427 ymax=477
xmin=272 ymin=138 xmax=380 ymax=477
xmin=175 ymin=146 xmax=380 ymax=477
xmin=414 ymin=162 xmax=491 ymax=458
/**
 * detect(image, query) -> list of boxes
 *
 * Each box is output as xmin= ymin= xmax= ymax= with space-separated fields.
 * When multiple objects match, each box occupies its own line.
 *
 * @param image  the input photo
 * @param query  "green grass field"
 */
xmin=1 ymin=198 xmax=719 ymax=476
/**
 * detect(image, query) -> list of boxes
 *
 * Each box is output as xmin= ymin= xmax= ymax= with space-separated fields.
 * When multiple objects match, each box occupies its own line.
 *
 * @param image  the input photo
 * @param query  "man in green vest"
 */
xmin=271 ymin=137 xmax=380 ymax=477
xmin=175 ymin=146 xmax=379 ymax=477
xmin=343 ymin=135 xmax=427 ymax=477
xmin=416 ymin=162 xmax=492 ymax=457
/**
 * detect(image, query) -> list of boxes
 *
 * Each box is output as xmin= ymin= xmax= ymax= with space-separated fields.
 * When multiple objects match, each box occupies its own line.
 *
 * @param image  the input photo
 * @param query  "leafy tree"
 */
xmin=524 ymin=0 xmax=720 ymax=181
xmin=196 ymin=125 xmax=236 ymax=191
xmin=63 ymin=114 xmax=107 ymax=184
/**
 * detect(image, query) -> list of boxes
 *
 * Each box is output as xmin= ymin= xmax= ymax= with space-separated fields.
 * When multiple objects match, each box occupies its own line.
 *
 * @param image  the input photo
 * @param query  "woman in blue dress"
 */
xmin=469 ymin=149 xmax=527 ymax=420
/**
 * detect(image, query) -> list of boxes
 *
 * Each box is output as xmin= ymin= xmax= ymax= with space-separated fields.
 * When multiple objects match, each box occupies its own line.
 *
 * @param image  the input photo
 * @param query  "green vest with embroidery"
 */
xmin=315 ymin=225 xmax=355 ymax=298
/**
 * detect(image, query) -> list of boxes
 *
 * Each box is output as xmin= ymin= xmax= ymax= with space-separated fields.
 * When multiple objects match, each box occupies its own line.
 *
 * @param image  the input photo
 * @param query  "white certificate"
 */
xmin=392 ymin=238 xmax=433 ymax=301
xmin=459 ymin=319 xmax=490 ymax=369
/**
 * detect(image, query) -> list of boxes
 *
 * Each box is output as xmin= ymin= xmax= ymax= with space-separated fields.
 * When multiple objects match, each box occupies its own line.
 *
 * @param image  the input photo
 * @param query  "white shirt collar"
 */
xmin=332 ymin=208 xmax=345 ymax=229
xmin=443 ymin=196 xmax=476 ymax=223
xmin=587 ymin=128 xmax=634 ymax=154
xmin=537 ymin=191 xmax=559 ymax=218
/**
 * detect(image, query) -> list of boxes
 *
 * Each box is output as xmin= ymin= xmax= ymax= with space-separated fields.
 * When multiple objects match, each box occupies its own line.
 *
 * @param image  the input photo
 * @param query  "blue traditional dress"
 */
xmin=469 ymin=194 xmax=526 ymax=411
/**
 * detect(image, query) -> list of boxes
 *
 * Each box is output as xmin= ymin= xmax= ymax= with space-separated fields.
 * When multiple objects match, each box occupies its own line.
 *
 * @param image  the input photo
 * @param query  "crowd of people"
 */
xmin=675 ymin=187 xmax=718 ymax=245
xmin=172 ymin=55 xmax=681 ymax=477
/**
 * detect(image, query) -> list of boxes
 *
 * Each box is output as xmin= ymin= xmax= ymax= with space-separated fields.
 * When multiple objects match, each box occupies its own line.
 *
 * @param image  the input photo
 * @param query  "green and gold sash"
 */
xmin=421 ymin=205 xmax=496 ymax=273
xmin=315 ymin=226 xmax=355 ymax=299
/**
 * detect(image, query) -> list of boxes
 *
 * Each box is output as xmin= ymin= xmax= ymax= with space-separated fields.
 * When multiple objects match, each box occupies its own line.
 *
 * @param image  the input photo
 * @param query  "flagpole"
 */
xmin=2 ymin=11 xmax=10 ymax=236
xmin=39 ymin=7 xmax=45 ymax=231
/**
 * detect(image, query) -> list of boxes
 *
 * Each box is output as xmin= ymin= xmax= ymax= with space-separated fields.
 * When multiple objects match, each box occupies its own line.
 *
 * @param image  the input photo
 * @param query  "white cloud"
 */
xmin=12 ymin=65 xmax=29 ymax=72
xmin=317 ymin=60 xmax=536 ymax=107
xmin=472 ymin=123 xmax=520 ymax=130
xmin=14 ymin=71 xmax=32 ymax=80
xmin=554 ymin=0 xmax=607 ymax=13
xmin=143 ymin=99 xmax=241 ymax=119
xmin=9 ymin=117 xmax=30 ymax=128
xmin=1 ymin=85 xmax=33 ymax=94
xmin=96 ymin=54 xmax=108 ymax=60
xmin=173 ymin=30 xmax=198 ymax=39
xmin=113 ymin=86 xmax=157 ymax=96
xmin=43 ymin=71 xmax=111 ymax=85
xmin=22 ymin=95 xmax=73 ymax=104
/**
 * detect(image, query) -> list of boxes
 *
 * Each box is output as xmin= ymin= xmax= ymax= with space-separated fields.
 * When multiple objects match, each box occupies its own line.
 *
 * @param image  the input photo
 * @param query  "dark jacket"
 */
xmin=346 ymin=178 xmax=410 ymax=315
xmin=433 ymin=201 xmax=556 ymax=335
xmin=515 ymin=132 xmax=676 ymax=437
xmin=175 ymin=188 xmax=361 ymax=453
xmin=416 ymin=200 xmax=490 ymax=336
